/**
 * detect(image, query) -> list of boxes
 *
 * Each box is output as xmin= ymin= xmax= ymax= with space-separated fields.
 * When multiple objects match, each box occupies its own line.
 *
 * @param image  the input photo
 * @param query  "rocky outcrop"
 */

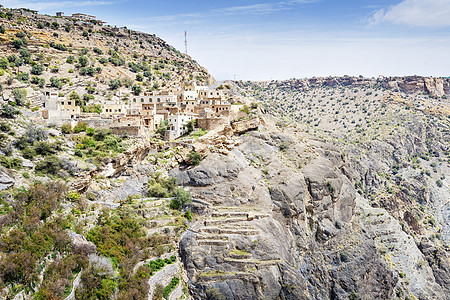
xmin=176 ymin=115 xmax=447 ymax=299
xmin=0 ymin=171 xmax=14 ymax=191
xmin=254 ymin=76 xmax=450 ymax=98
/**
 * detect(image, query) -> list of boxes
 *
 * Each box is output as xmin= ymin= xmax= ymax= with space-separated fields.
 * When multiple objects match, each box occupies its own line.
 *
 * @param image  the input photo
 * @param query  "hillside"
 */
xmin=0 ymin=7 xmax=215 ymax=107
xmin=0 ymin=5 xmax=449 ymax=300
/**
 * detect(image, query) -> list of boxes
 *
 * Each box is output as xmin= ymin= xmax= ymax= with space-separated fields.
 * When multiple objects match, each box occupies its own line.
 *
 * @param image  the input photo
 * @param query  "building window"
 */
xmin=68 ymin=101 xmax=71 ymax=105
xmin=157 ymin=98 xmax=161 ymax=102
xmin=133 ymin=98 xmax=136 ymax=102
xmin=141 ymin=98 xmax=144 ymax=102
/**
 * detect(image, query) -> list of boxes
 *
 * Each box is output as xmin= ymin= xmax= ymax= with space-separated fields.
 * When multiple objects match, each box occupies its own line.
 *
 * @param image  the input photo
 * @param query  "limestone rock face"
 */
xmin=424 ymin=77 xmax=445 ymax=98
xmin=0 ymin=171 xmax=14 ymax=191
xmin=177 ymin=116 xmax=447 ymax=300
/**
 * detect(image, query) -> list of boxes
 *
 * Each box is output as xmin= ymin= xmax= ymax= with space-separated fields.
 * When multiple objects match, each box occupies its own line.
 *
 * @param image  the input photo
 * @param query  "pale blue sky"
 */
xmin=3 ymin=0 xmax=450 ymax=80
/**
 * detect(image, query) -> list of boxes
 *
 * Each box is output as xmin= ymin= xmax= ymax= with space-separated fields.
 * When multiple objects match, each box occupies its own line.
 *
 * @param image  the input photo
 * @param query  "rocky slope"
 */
xmin=0 ymin=7 xmax=215 ymax=107
xmin=219 ymin=77 xmax=450 ymax=299
xmin=166 ymin=112 xmax=448 ymax=300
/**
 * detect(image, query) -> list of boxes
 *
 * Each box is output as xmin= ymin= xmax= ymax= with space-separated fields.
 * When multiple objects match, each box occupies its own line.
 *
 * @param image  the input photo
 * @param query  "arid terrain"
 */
xmin=0 ymin=6 xmax=449 ymax=300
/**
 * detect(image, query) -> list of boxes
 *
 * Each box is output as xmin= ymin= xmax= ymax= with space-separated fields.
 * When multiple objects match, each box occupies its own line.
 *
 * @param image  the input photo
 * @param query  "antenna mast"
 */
xmin=184 ymin=30 xmax=188 ymax=55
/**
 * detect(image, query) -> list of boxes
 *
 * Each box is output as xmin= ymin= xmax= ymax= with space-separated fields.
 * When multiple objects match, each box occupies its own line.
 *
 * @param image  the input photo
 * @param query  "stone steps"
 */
xmin=198 ymin=239 xmax=229 ymax=247
xmin=197 ymin=271 xmax=255 ymax=282
xmin=196 ymin=234 xmax=228 ymax=241
xmin=220 ymin=228 xmax=260 ymax=236
xmin=223 ymin=257 xmax=280 ymax=267
xmin=211 ymin=211 xmax=249 ymax=218
xmin=198 ymin=226 xmax=259 ymax=236
xmin=199 ymin=227 xmax=221 ymax=234
xmin=228 ymin=253 xmax=252 ymax=259
xmin=204 ymin=217 xmax=248 ymax=226
xmin=214 ymin=206 xmax=266 ymax=212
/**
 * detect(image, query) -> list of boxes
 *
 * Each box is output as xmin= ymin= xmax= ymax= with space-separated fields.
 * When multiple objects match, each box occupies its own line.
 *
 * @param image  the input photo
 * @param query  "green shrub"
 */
xmin=21 ymin=147 xmax=37 ymax=159
xmin=104 ymin=135 xmax=121 ymax=151
xmin=30 ymin=76 xmax=45 ymax=87
xmin=132 ymin=84 xmax=142 ymax=95
xmin=187 ymin=151 xmax=202 ymax=166
xmin=35 ymin=156 xmax=62 ymax=175
xmin=61 ymin=123 xmax=72 ymax=134
xmin=25 ymin=125 xmax=48 ymax=142
xmin=93 ymin=129 xmax=111 ymax=141
xmin=0 ymin=155 xmax=22 ymax=169
xmin=93 ymin=47 xmax=103 ymax=55
xmin=50 ymin=42 xmax=67 ymax=51
xmin=74 ymin=149 xmax=83 ymax=157
xmin=240 ymin=104 xmax=250 ymax=114
xmin=147 ymin=172 xmax=177 ymax=198
xmin=82 ymin=137 xmax=96 ymax=148
xmin=170 ymin=188 xmax=191 ymax=210
xmin=78 ymin=55 xmax=89 ymax=67
xmin=0 ymin=122 xmax=11 ymax=132
xmin=17 ymin=72 xmax=29 ymax=82
xmin=31 ymin=64 xmax=44 ymax=75
xmin=2 ymin=104 xmax=20 ymax=118
xmin=11 ymin=38 xmax=26 ymax=49
xmin=184 ymin=210 xmax=193 ymax=221
xmin=86 ymin=127 xmax=95 ymax=136
xmin=163 ymin=277 xmax=179 ymax=299
xmin=35 ymin=141 xmax=55 ymax=156
xmin=12 ymin=88 xmax=27 ymax=105
xmin=73 ymin=121 xmax=88 ymax=133
xmin=68 ymin=191 xmax=80 ymax=201
xmin=50 ymin=76 xmax=63 ymax=89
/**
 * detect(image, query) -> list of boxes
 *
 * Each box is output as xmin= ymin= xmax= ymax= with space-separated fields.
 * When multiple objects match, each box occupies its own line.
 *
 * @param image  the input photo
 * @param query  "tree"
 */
xmin=31 ymin=76 xmax=45 ymax=87
xmin=17 ymin=72 xmax=29 ymax=83
xmin=184 ymin=119 xmax=196 ymax=134
xmin=12 ymin=88 xmax=27 ymax=105
xmin=187 ymin=151 xmax=202 ymax=166
xmin=31 ymin=64 xmax=44 ymax=75
xmin=240 ymin=104 xmax=250 ymax=114
xmin=131 ymin=85 xmax=142 ymax=95
xmin=2 ymin=104 xmax=20 ymax=118
xmin=108 ymin=79 xmax=122 ymax=90
xmin=51 ymin=22 xmax=59 ymax=30
xmin=11 ymin=39 xmax=25 ymax=49
xmin=170 ymin=188 xmax=191 ymax=210
xmin=50 ymin=77 xmax=63 ymax=89
xmin=19 ymin=49 xmax=30 ymax=59
xmin=78 ymin=56 xmax=89 ymax=67
xmin=93 ymin=47 xmax=103 ymax=55
xmin=0 ymin=57 xmax=8 ymax=69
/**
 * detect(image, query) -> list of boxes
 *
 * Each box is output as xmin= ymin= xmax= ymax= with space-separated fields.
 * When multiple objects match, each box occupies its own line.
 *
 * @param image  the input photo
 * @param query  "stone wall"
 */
xmin=112 ymin=125 xmax=146 ymax=137
xmin=197 ymin=117 xmax=229 ymax=131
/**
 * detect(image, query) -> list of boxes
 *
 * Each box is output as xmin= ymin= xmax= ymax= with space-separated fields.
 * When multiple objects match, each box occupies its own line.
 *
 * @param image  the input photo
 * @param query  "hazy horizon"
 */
xmin=3 ymin=0 xmax=450 ymax=81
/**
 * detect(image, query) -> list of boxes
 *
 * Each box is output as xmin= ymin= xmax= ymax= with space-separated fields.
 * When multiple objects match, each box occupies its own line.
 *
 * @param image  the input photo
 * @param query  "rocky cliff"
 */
xmin=260 ymin=76 xmax=450 ymax=98
xmin=167 ymin=113 xmax=448 ymax=300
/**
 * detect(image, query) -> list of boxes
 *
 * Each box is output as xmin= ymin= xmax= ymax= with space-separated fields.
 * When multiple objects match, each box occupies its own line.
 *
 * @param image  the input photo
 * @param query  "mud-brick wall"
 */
xmin=197 ymin=117 xmax=229 ymax=131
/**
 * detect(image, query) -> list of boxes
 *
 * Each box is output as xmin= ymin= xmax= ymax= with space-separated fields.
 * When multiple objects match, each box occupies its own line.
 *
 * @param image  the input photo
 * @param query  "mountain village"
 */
xmin=41 ymin=83 xmax=246 ymax=140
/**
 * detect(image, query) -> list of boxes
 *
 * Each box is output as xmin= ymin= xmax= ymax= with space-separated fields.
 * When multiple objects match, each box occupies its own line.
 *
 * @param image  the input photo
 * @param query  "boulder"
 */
xmin=0 ymin=171 xmax=14 ymax=190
